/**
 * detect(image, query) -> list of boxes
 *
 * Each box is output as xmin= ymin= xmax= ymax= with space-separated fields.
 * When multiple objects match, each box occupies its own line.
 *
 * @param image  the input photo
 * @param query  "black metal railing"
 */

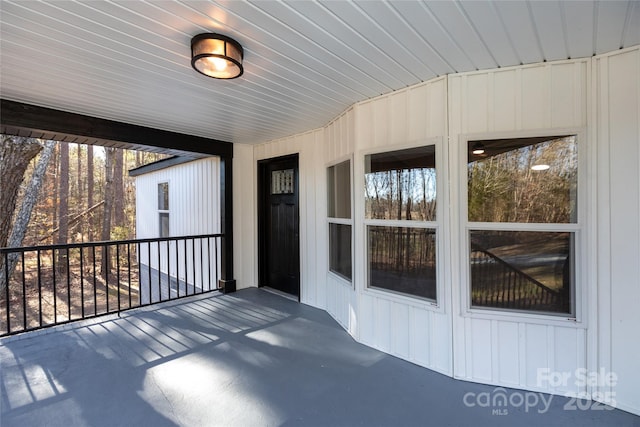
xmin=470 ymin=243 xmax=570 ymax=314
xmin=0 ymin=234 xmax=223 ymax=337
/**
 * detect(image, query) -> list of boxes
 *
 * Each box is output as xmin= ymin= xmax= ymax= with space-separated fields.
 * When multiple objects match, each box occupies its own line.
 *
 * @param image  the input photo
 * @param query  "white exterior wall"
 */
xmin=233 ymin=50 xmax=640 ymax=414
xmin=135 ymin=157 xmax=221 ymax=238
xmin=448 ymin=60 xmax=590 ymax=396
xmin=593 ymin=47 xmax=640 ymax=415
xmin=353 ymin=79 xmax=452 ymax=374
xmin=135 ymin=157 xmax=220 ymax=291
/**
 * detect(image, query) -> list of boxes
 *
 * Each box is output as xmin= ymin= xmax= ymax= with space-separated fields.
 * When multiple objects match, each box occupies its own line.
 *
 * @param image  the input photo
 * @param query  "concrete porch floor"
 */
xmin=1 ymin=288 xmax=638 ymax=427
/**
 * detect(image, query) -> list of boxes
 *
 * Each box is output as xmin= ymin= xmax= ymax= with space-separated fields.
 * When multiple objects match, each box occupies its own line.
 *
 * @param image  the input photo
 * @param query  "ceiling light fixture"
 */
xmin=531 ymin=164 xmax=550 ymax=171
xmin=471 ymin=143 xmax=485 ymax=155
xmin=191 ymin=33 xmax=243 ymax=79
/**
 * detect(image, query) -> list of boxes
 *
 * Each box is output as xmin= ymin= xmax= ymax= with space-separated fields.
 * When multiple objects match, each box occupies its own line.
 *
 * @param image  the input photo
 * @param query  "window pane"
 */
xmin=470 ymin=230 xmax=574 ymax=315
xmin=159 ymin=212 xmax=170 ymax=237
xmin=468 ymin=135 xmax=577 ymax=223
xmin=158 ymin=182 xmax=169 ymax=210
xmin=329 ymin=223 xmax=352 ymax=281
xmin=327 ymin=160 xmax=351 ymax=219
xmin=368 ymin=226 xmax=436 ymax=300
xmin=365 ymin=146 xmax=436 ymax=221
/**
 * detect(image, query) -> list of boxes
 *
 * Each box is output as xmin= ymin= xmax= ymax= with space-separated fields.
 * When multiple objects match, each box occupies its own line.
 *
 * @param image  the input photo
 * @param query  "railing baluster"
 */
xmin=200 ymin=238 xmax=204 ymax=293
xmin=127 ymin=243 xmax=132 ymax=309
xmin=214 ymin=237 xmax=219 ymax=288
xmin=207 ymin=237 xmax=212 ymax=291
xmin=80 ymin=247 xmax=85 ymax=319
xmin=167 ymin=240 xmax=171 ymax=300
xmin=4 ymin=252 xmax=10 ymax=334
xmin=105 ymin=245 xmax=109 ymax=314
xmin=92 ymin=246 xmax=97 ymax=316
xmin=191 ymin=238 xmax=196 ymax=295
xmin=116 ymin=244 xmax=121 ymax=312
xmin=66 ymin=248 xmax=71 ymax=320
xmin=37 ymin=250 xmax=43 ymax=327
xmin=175 ymin=238 xmax=180 ymax=298
xmin=184 ymin=239 xmax=188 ymax=296
xmin=22 ymin=252 xmax=28 ymax=329
xmin=157 ymin=240 xmax=162 ymax=302
xmin=53 ymin=249 xmax=57 ymax=323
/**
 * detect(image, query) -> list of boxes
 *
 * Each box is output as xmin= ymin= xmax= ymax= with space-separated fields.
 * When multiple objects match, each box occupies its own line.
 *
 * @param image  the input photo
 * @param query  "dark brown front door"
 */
xmin=258 ymin=154 xmax=300 ymax=298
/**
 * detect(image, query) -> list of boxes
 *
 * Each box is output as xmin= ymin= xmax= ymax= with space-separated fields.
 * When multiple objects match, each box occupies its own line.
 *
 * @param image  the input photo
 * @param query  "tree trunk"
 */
xmin=0 ymin=141 xmax=55 ymax=291
xmin=100 ymin=148 xmax=116 ymax=278
xmin=57 ymin=142 xmax=70 ymax=271
xmin=113 ymin=148 xmax=124 ymax=227
xmin=0 ymin=136 xmax=43 ymax=250
xmin=87 ymin=145 xmax=94 ymax=240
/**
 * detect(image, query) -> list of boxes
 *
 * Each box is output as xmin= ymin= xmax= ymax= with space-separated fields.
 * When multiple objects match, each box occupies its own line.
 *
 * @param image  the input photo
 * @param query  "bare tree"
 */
xmin=113 ymin=148 xmax=124 ymax=227
xmin=0 ymin=141 xmax=55 ymax=290
xmin=87 ymin=145 xmax=94 ymax=240
xmin=0 ymin=136 xmax=43 ymax=249
xmin=100 ymin=148 xmax=116 ymax=278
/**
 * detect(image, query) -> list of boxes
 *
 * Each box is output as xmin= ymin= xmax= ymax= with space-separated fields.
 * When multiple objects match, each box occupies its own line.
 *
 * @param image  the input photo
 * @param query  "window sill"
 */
xmin=462 ymin=307 xmax=585 ymax=328
xmin=327 ymin=270 xmax=353 ymax=288
xmin=361 ymin=286 xmax=442 ymax=312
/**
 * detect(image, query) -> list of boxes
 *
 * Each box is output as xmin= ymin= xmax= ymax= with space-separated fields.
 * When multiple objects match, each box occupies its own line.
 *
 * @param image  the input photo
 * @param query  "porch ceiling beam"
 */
xmin=0 ymin=99 xmax=233 ymax=158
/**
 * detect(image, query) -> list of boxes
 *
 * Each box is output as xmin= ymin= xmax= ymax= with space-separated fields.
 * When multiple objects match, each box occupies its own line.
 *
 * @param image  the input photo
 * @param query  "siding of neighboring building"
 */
xmin=134 ymin=157 xmax=220 ymax=303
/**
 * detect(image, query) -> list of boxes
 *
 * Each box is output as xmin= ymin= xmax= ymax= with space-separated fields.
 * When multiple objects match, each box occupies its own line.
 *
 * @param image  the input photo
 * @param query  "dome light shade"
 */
xmin=191 ymin=33 xmax=243 ymax=79
xmin=472 ymin=143 xmax=485 ymax=155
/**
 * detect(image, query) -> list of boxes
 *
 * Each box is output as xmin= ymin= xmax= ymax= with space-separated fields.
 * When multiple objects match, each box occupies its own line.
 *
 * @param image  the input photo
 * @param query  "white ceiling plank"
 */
xmin=391 ymin=1 xmax=472 ymax=73
xmin=458 ymin=1 xmax=520 ymax=67
xmin=491 ymin=1 xmax=544 ymax=64
xmin=1 ymin=0 xmax=637 ymax=145
xmin=622 ymin=0 xmax=640 ymax=48
xmin=316 ymin=0 xmax=421 ymax=86
xmin=528 ymin=0 xmax=569 ymax=61
xmin=425 ymin=1 xmax=498 ymax=70
xmin=245 ymin=0 xmax=396 ymax=94
xmin=562 ymin=1 xmax=596 ymax=59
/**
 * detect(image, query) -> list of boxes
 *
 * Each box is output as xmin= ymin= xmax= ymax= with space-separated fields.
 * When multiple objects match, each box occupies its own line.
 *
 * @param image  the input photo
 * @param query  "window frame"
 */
xmin=458 ymin=129 xmax=587 ymax=325
xmin=326 ymin=155 xmax=354 ymax=285
xmin=360 ymin=138 xmax=445 ymax=308
xmin=158 ymin=181 xmax=170 ymax=238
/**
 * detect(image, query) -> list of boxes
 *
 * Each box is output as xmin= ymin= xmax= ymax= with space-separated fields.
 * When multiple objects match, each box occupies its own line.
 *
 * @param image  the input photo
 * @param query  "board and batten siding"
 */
xmin=135 ymin=157 xmax=221 ymax=292
xmin=252 ymin=129 xmax=326 ymax=309
xmin=233 ymin=52 xmax=640 ymax=414
xmin=353 ymin=78 xmax=452 ymax=374
xmin=593 ymin=47 xmax=640 ymax=415
xmin=448 ymin=59 xmax=590 ymax=396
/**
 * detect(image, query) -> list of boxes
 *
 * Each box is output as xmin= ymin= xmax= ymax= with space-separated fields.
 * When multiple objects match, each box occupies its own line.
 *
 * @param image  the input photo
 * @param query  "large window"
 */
xmin=365 ymin=145 xmax=437 ymax=301
xmin=466 ymin=135 xmax=578 ymax=315
xmin=158 ymin=182 xmax=169 ymax=237
xmin=327 ymin=160 xmax=352 ymax=281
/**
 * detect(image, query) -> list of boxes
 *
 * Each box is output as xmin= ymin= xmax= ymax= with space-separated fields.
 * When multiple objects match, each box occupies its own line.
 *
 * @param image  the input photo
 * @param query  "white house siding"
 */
xmin=233 ymin=51 xmax=640 ymax=415
xmin=353 ymin=79 xmax=452 ymax=375
xmin=135 ymin=157 xmax=220 ymax=300
xmin=448 ymin=60 xmax=590 ymax=397
xmin=593 ymin=47 xmax=640 ymax=415
xmin=233 ymin=144 xmax=256 ymax=291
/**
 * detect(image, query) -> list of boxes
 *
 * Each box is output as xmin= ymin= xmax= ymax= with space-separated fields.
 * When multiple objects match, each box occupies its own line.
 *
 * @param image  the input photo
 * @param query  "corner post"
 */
xmin=219 ymin=153 xmax=236 ymax=293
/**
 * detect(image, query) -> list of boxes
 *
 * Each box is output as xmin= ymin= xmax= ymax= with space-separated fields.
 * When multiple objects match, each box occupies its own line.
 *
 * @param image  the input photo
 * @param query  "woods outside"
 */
xmin=0 ymin=136 xmax=168 ymax=332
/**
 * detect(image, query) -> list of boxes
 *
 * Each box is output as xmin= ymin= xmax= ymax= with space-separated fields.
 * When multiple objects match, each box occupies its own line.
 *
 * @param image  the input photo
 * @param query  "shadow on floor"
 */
xmin=1 ymin=288 xmax=638 ymax=427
